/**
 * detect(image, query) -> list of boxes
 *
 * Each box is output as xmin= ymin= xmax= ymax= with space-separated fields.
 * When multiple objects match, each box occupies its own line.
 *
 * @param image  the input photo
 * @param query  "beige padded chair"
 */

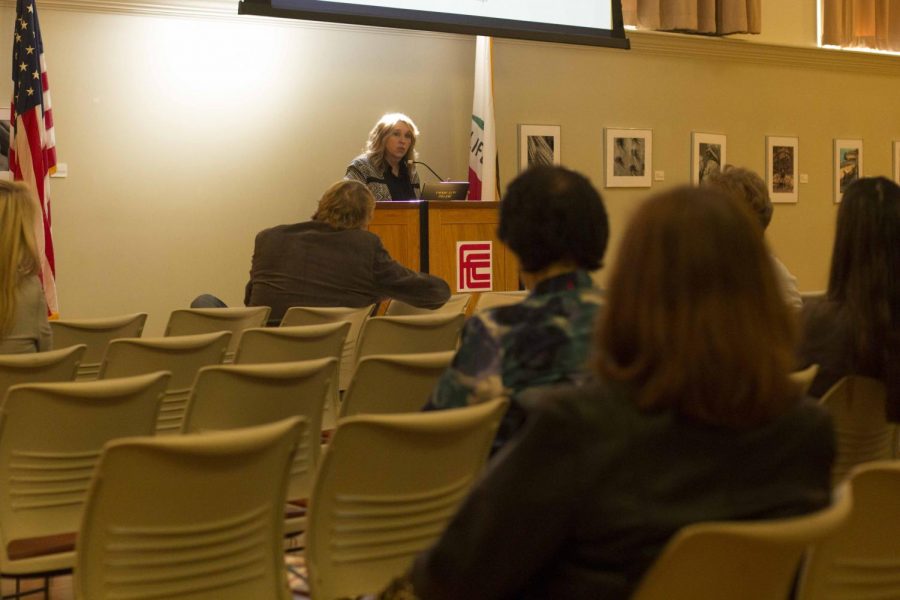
xmin=74 ymin=417 xmax=303 ymax=600
xmin=631 ymin=488 xmax=853 ymax=600
xmin=99 ymin=331 xmax=231 ymax=434
xmin=182 ymin=358 xmax=336 ymax=535
xmin=791 ymin=364 xmax=820 ymax=396
xmin=354 ymin=313 xmax=465 ymax=367
xmin=164 ymin=306 xmax=270 ymax=362
xmin=0 ymin=344 xmax=86 ymax=400
xmin=280 ymin=305 xmax=375 ymax=392
xmin=819 ymin=376 xmax=896 ymax=485
xmin=384 ymin=293 xmax=471 ymax=316
xmin=0 ymin=372 xmax=169 ymax=586
xmin=49 ymin=313 xmax=147 ymax=380
xmin=800 ymin=290 xmax=826 ymax=304
xmin=339 ymin=351 xmax=454 ymax=418
xmin=305 ymin=398 xmax=508 ymax=600
xmin=797 ymin=461 xmax=900 ymax=600
xmin=471 ymin=290 xmax=529 ymax=313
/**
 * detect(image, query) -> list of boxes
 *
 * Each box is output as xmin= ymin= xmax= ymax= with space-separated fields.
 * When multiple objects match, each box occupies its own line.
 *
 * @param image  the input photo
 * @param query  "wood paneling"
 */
xmin=368 ymin=202 xmax=421 ymax=271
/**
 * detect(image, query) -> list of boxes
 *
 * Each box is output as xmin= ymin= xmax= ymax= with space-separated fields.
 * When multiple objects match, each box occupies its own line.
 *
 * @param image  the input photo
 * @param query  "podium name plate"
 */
xmin=420 ymin=181 xmax=469 ymax=201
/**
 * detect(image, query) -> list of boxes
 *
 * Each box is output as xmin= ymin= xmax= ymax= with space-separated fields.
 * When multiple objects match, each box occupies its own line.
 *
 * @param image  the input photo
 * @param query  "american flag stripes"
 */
xmin=10 ymin=0 xmax=58 ymax=317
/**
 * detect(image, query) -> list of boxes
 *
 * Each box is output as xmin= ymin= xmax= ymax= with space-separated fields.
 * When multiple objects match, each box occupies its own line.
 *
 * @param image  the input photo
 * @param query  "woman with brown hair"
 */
xmin=0 ymin=180 xmax=51 ymax=353
xmin=799 ymin=176 xmax=900 ymax=419
xmin=398 ymin=186 xmax=833 ymax=600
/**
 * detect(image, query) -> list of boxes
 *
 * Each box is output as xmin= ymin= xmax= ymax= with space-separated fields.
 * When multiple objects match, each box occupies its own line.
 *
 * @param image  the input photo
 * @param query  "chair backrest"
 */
xmin=472 ymin=290 xmax=529 ymax=314
xmin=0 ymin=372 xmax=169 ymax=573
xmin=99 ymin=332 xmax=231 ymax=434
xmin=354 ymin=313 xmax=465 ymax=366
xmin=74 ymin=417 xmax=302 ymax=600
xmin=800 ymin=290 xmax=826 ymax=304
xmin=183 ymin=359 xmax=336 ymax=503
xmin=49 ymin=313 xmax=147 ymax=380
xmin=796 ymin=461 xmax=900 ymax=600
xmin=384 ymin=293 xmax=471 ymax=317
xmin=631 ymin=488 xmax=853 ymax=600
xmin=305 ymin=398 xmax=508 ymax=600
xmin=280 ymin=305 xmax=374 ymax=391
xmin=164 ymin=307 xmax=270 ymax=362
xmin=340 ymin=351 xmax=454 ymax=418
xmin=819 ymin=376 xmax=896 ymax=485
xmin=791 ymin=364 xmax=820 ymax=396
xmin=0 ymin=344 xmax=86 ymax=401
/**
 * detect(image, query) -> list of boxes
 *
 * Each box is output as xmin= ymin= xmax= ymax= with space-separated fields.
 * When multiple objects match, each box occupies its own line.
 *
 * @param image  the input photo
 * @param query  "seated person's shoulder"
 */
xmin=519 ymin=378 xmax=624 ymax=432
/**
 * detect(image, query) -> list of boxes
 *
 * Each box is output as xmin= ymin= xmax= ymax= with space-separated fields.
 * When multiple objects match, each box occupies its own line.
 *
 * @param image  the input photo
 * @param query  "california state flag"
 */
xmin=467 ymin=36 xmax=497 ymax=201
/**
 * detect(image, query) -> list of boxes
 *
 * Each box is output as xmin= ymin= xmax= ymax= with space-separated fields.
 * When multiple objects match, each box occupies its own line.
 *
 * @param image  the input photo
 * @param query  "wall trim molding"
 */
xmin=5 ymin=0 xmax=900 ymax=75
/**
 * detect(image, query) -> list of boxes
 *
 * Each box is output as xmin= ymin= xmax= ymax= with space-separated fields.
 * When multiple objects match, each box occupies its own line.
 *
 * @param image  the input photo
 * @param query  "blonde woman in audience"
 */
xmin=345 ymin=113 xmax=421 ymax=201
xmin=384 ymin=186 xmax=833 ymax=600
xmin=799 ymin=176 xmax=900 ymax=419
xmin=0 ymin=180 xmax=51 ymax=353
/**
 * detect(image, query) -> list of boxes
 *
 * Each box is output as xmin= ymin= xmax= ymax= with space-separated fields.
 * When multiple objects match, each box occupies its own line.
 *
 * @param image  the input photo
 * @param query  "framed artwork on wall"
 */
xmin=894 ymin=140 xmax=900 ymax=184
xmin=517 ymin=125 xmax=561 ymax=172
xmin=833 ymin=138 xmax=863 ymax=203
xmin=691 ymin=132 xmax=726 ymax=185
xmin=0 ymin=108 xmax=11 ymax=181
xmin=605 ymin=128 xmax=652 ymax=188
xmin=766 ymin=136 xmax=799 ymax=204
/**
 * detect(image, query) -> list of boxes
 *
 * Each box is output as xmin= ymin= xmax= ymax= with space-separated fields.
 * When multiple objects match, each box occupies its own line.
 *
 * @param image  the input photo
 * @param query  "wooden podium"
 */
xmin=369 ymin=201 xmax=520 ymax=292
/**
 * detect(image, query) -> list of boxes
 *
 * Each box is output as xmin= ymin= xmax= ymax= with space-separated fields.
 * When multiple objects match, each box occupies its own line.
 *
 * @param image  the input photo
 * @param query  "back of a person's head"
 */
xmin=498 ymin=165 xmax=609 ymax=273
xmin=0 ymin=180 xmax=41 ymax=336
xmin=596 ymin=186 xmax=798 ymax=428
xmin=313 ymin=180 xmax=376 ymax=231
xmin=703 ymin=165 xmax=773 ymax=230
xmin=828 ymin=176 xmax=900 ymax=370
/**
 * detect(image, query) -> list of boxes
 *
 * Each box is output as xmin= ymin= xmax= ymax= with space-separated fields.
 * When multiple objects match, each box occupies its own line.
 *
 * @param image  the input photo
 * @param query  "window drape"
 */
xmin=822 ymin=0 xmax=900 ymax=52
xmin=622 ymin=0 xmax=761 ymax=35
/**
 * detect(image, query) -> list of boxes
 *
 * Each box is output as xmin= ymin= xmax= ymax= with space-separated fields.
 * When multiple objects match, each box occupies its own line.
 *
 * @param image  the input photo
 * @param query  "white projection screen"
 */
xmin=238 ymin=0 xmax=629 ymax=49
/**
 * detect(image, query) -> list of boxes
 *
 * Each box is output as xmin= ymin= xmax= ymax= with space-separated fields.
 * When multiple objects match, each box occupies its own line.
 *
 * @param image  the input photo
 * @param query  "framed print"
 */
xmin=691 ymin=132 xmax=726 ymax=185
xmin=894 ymin=140 xmax=900 ymax=184
xmin=605 ymin=128 xmax=652 ymax=188
xmin=518 ymin=124 xmax=561 ymax=172
xmin=0 ymin=108 xmax=10 ymax=181
xmin=833 ymin=139 xmax=863 ymax=203
xmin=766 ymin=136 xmax=799 ymax=204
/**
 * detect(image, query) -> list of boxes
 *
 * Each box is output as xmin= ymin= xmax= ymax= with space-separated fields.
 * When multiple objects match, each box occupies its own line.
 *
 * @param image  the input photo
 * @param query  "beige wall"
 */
xmin=2 ymin=0 xmax=899 ymax=335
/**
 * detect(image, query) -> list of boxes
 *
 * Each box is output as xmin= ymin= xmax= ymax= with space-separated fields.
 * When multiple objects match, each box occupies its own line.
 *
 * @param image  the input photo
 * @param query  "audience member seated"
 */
xmin=0 ymin=181 xmax=51 ymax=354
xmin=798 ymin=176 xmax=900 ymax=420
xmin=389 ymin=186 xmax=834 ymax=600
xmin=423 ymin=165 xmax=609 ymax=451
xmin=703 ymin=164 xmax=802 ymax=309
xmin=194 ymin=180 xmax=449 ymax=324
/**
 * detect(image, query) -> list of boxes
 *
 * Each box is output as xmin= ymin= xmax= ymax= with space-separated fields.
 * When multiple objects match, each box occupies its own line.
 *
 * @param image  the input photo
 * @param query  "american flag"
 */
xmin=10 ymin=0 xmax=58 ymax=317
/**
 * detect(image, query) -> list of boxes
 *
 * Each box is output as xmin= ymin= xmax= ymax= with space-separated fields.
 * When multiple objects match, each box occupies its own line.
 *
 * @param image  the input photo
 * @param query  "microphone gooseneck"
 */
xmin=408 ymin=160 xmax=446 ymax=182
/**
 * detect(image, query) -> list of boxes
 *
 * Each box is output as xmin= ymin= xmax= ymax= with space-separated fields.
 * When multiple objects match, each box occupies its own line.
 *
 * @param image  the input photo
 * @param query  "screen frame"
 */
xmin=239 ymin=0 xmax=630 ymax=50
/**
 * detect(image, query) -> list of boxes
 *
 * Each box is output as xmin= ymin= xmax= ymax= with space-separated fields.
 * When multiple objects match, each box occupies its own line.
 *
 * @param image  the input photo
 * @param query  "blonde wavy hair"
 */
xmin=312 ymin=180 xmax=376 ymax=230
xmin=0 ymin=180 xmax=41 ymax=337
xmin=364 ymin=112 xmax=419 ymax=173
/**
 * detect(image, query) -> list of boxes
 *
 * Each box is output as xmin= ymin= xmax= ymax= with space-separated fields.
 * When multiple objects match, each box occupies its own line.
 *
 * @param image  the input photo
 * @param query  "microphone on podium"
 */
xmin=408 ymin=160 xmax=446 ymax=182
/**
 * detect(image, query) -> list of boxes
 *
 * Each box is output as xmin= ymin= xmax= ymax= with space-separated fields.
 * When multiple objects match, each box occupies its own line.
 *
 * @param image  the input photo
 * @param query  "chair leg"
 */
xmin=1 ymin=575 xmax=50 ymax=600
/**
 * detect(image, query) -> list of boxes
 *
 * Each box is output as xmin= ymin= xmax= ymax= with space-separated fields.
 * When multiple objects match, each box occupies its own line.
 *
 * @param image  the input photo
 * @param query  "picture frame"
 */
xmin=0 ymin=108 xmax=11 ymax=181
xmin=893 ymin=140 xmax=900 ymax=185
xmin=766 ymin=136 xmax=799 ymax=204
xmin=833 ymin=138 xmax=863 ymax=203
xmin=605 ymin=128 xmax=652 ymax=188
xmin=691 ymin=132 xmax=726 ymax=185
xmin=517 ymin=124 xmax=561 ymax=172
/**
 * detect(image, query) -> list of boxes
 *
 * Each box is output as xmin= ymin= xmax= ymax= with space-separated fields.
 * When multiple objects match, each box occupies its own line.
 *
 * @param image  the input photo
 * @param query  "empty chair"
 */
xmin=800 ymin=290 xmax=826 ymax=304
xmin=354 ymin=313 xmax=464 ymax=366
xmin=305 ymin=398 xmax=507 ymax=599
xmin=385 ymin=293 xmax=471 ymax=317
xmin=791 ymin=364 xmax=820 ymax=396
xmin=340 ymin=351 xmax=454 ymax=418
xmin=797 ymin=461 xmax=900 ymax=600
xmin=630 ymin=488 xmax=852 ymax=600
xmin=471 ymin=290 xmax=529 ymax=314
xmin=49 ymin=313 xmax=147 ymax=380
xmin=280 ymin=305 xmax=374 ymax=391
xmin=0 ymin=372 xmax=169 ymax=586
xmin=74 ymin=417 xmax=303 ymax=600
xmin=99 ymin=331 xmax=231 ymax=434
xmin=165 ymin=306 xmax=270 ymax=362
xmin=819 ymin=376 xmax=897 ymax=484
xmin=0 ymin=344 xmax=85 ymax=400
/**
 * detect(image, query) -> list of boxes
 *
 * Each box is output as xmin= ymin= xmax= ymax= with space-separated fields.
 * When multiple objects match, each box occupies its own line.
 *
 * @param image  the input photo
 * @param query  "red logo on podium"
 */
xmin=457 ymin=242 xmax=492 ymax=292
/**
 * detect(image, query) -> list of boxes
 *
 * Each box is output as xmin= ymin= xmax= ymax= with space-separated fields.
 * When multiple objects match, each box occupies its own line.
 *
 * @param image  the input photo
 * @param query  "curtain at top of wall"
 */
xmin=622 ymin=0 xmax=761 ymax=35
xmin=822 ymin=0 xmax=900 ymax=52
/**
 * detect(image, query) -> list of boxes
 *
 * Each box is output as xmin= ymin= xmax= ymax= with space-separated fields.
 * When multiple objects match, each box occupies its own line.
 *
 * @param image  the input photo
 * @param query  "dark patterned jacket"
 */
xmin=345 ymin=154 xmax=421 ymax=201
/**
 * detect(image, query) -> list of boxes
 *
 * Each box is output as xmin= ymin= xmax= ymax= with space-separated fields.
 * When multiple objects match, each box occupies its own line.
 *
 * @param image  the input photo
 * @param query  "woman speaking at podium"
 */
xmin=345 ymin=113 xmax=421 ymax=201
